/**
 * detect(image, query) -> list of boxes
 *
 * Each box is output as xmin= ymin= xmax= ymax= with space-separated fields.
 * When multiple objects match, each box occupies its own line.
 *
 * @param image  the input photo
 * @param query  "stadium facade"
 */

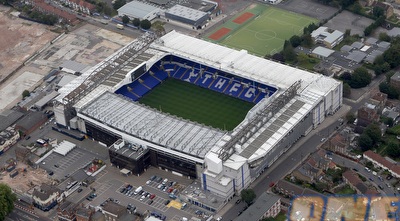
xmin=53 ymin=31 xmax=342 ymax=204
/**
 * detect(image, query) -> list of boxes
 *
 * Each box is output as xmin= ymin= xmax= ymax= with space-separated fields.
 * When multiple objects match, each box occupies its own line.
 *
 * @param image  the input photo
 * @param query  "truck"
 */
xmin=9 ymin=170 xmax=18 ymax=178
xmin=134 ymin=186 xmax=143 ymax=195
xmin=116 ymin=24 xmax=124 ymax=30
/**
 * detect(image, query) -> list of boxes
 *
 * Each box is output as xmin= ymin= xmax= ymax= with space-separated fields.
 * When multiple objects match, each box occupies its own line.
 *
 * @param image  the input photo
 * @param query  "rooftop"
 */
xmin=234 ymin=192 xmax=280 ymax=221
xmin=117 ymin=0 xmax=162 ymax=20
xmin=0 ymin=109 xmax=24 ymax=132
xmin=166 ymin=4 xmax=208 ymax=22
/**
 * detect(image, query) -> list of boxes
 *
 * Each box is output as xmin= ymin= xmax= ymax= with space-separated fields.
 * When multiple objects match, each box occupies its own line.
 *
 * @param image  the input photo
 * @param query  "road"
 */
xmin=219 ymin=74 xmax=387 ymax=220
xmin=5 ymin=202 xmax=52 ymax=221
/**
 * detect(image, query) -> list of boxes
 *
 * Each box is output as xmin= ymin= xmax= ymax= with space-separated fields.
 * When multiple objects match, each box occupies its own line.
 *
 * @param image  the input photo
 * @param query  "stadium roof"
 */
xmin=153 ymin=31 xmax=340 ymax=94
xmin=117 ymin=1 xmax=162 ymax=20
xmin=79 ymin=92 xmax=225 ymax=161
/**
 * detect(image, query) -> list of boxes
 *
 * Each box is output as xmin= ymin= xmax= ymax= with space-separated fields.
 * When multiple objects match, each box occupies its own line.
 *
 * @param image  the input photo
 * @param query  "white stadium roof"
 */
xmin=79 ymin=92 xmax=225 ymax=159
xmin=153 ymin=31 xmax=339 ymax=94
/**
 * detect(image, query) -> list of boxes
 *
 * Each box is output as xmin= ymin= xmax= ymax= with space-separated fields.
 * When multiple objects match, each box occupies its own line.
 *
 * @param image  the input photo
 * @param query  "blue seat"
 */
xmin=195 ymin=73 xmax=214 ymax=88
xmin=171 ymin=67 xmax=188 ymax=79
xmin=115 ymin=85 xmax=139 ymax=101
xmin=239 ymin=86 xmax=258 ymax=102
xmin=225 ymin=80 xmax=243 ymax=97
xmin=142 ymin=74 xmax=161 ymax=88
xmin=209 ymin=76 xmax=229 ymax=93
xmin=153 ymin=70 xmax=168 ymax=81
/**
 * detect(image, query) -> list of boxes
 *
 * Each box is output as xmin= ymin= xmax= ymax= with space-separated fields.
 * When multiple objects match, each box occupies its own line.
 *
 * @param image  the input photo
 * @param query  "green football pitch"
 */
xmin=206 ymin=4 xmax=318 ymax=56
xmin=138 ymin=78 xmax=255 ymax=131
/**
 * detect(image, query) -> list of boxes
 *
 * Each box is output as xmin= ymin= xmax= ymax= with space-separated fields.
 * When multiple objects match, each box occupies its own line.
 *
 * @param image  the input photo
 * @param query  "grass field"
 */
xmin=206 ymin=4 xmax=318 ymax=56
xmin=139 ymin=78 xmax=255 ymax=131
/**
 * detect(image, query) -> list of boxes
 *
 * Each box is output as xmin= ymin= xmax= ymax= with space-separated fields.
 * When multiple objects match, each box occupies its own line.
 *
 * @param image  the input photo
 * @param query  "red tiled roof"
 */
xmin=363 ymin=150 xmax=400 ymax=176
xmin=343 ymin=170 xmax=362 ymax=186
xmin=69 ymin=0 xmax=96 ymax=10
xmin=34 ymin=0 xmax=78 ymax=22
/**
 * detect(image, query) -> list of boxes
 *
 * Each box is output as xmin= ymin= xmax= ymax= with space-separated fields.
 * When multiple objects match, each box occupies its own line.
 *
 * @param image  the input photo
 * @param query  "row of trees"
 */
xmin=121 ymin=15 xmax=151 ymax=30
xmin=271 ymin=23 xmax=318 ymax=63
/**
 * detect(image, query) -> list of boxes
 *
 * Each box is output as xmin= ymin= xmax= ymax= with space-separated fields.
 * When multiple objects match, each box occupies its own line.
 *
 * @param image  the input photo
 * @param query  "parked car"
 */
xmin=150 ymin=194 xmax=156 ymax=199
xmin=235 ymin=199 xmax=241 ymax=204
xmin=164 ymin=199 xmax=170 ymax=205
xmin=146 ymin=180 xmax=151 ymax=185
xmin=140 ymin=195 xmax=146 ymax=201
xmin=150 ymin=175 xmax=156 ymax=181
xmin=148 ymin=200 xmax=153 ymax=205
xmin=77 ymin=188 xmax=83 ymax=193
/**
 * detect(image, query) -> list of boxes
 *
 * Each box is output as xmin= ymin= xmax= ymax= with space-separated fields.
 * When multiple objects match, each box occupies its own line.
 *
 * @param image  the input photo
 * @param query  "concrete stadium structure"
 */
xmin=53 ymin=31 xmax=342 ymax=208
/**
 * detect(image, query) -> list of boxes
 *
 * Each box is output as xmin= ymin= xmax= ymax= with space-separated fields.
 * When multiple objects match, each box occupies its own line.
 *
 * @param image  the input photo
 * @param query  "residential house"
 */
xmin=234 ymin=192 xmax=281 ymax=221
xmin=369 ymin=91 xmax=387 ymax=114
xmin=390 ymin=72 xmax=400 ymax=92
xmin=30 ymin=0 xmax=78 ymax=24
xmin=57 ymin=201 xmax=78 ymax=221
xmin=327 ymin=133 xmax=347 ymax=155
xmin=32 ymin=184 xmax=60 ymax=211
xmin=363 ymin=150 xmax=400 ymax=178
xmin=292 ymin=149 xmax=333 ymax=183
xmin=356 ymin=104 xmax=380 ymax=127
xmin=101 ymin=201 xmax=139 ymax=221
xmin=63 ymin=0 xmax=96 ymax=15
xmin=311 ymin=27 xmax=344 ymax=48
xmin=342 ymin=170 xmax=378 ymax=194
xmin=76 ymin=207 xmax=94 ymax=221
xmin=372 ymin=1 xmax=394 ymax=19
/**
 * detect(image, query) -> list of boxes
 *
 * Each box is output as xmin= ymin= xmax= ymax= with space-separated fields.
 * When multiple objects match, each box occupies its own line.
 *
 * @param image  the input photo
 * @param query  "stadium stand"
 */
xmin=115 ymin=55 xmax=278 ymax=104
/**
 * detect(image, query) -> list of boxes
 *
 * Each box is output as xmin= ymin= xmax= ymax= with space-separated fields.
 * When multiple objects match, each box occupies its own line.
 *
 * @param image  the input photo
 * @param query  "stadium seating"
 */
xmin=115 ymin=55 xmax=278 ymax=104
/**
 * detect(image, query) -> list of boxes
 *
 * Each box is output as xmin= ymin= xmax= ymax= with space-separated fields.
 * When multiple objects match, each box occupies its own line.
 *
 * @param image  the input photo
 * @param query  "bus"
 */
xmin=66 ymin=181 xmax=78 ymax=190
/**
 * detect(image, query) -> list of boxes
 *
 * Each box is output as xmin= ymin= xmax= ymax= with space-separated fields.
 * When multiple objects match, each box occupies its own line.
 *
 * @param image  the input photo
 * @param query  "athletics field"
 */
xmin=206 ymin=4 xmax=318 ymax=56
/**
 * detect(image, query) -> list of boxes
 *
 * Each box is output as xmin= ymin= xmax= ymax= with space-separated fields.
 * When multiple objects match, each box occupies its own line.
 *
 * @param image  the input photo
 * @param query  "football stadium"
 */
xmin=54 ymin=31 xmax=342 ymax=210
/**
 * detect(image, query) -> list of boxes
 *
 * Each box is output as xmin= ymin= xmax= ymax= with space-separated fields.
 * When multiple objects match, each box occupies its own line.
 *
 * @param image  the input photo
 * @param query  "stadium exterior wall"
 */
xmin=249 ymin=112 xmax=313 ymax=178
xmin=78 ymin=112 xmax=204 ymax=177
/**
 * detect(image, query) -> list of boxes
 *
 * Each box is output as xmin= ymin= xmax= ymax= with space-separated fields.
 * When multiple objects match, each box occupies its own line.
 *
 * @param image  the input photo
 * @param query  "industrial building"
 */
xmin=165 ymin=5 xmax=209 ymax=28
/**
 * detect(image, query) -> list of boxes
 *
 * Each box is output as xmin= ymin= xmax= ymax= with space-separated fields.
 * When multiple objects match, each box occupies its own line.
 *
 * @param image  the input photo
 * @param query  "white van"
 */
xmin=134 ymin=186 xmax=143 ymax=195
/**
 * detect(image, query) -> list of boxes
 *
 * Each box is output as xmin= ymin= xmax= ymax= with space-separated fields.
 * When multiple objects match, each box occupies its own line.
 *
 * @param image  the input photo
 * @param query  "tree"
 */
xmin=271 ymin=53 xmax=285 ymax=63
xmin=0 ymin=184 xmax=17 ymax=221
xmin=348 ymin=67 xmax=371 ymax=88
xmin=383 ymin=44 xmax=400 ymax=68
xmin=301 ymin=34 xmax=313 ymax=48
xmin=379 ymin=32 xmax=391 ymax=42
xmin=289 ymin=35 xmax=302 ymax=48
xmin=343 ymin=83 xmax=351 ymax=98
xmin=364 ymin=123 xmax=381 ymax=145
xmin=372 ymin=6 xmax=385 ymax=18
xmin=379 ymin=82 xmax=399 ymax=99
xmin=346 ymin=113 xmax=355 ymax=124
xmin=132 ymin=18 xmax=140 ymax=27
xmin=241 ymin=189 xmax=256 ymax=205
xmin=112 ymin=0 xmax=126 ymax=10
xmin=22 ymin=90 xmax=30 ymax=99
xmin=122 ymin=15 xmax=129 ymax=24
xmin=282 ymin=43 xmax=297 ymax=63
xmin=358 ymin=133 xmax=373 ymax=151
xmin=386 ymin=141 xmax=400 ymax=158
xmin=140 ymin=19 xmax=151 ymax=30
